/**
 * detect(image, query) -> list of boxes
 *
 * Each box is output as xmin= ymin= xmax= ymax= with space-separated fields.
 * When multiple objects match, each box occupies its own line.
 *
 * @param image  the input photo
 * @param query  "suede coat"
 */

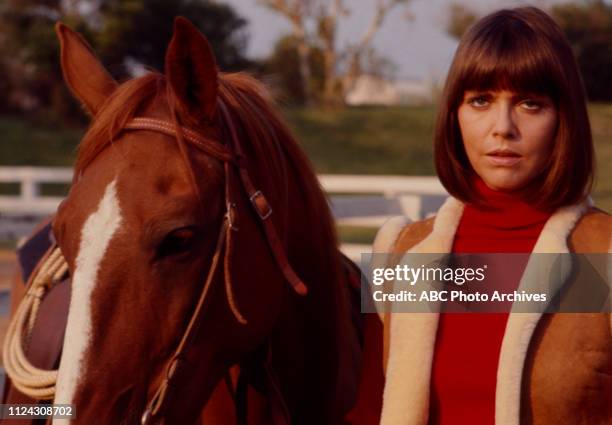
xmin=373 ymin=197 xmax=612 ymax=425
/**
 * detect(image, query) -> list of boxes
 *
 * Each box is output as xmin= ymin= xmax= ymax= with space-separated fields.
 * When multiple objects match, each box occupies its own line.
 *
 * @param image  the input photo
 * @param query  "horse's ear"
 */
xmin=165 ymin=17 xmax=218 ymax=123
xmin=55 ymin=22 xmax=117 ymax=115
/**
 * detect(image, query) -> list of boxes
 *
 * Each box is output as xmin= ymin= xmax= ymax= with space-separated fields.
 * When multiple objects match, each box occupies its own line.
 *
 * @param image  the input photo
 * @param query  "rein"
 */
xmin=124 ymin=102 xmax=307 ymax=424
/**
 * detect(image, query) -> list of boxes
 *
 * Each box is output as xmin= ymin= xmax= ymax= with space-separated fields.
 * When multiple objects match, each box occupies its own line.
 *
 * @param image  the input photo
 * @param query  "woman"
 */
xmin=351 ymin=6 xmax=611 ymax=425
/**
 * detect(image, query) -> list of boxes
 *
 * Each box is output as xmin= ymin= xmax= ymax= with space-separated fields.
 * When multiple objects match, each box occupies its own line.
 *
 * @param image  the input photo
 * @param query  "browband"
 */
xmin=124 ymin=117 xmax=234 ymax=162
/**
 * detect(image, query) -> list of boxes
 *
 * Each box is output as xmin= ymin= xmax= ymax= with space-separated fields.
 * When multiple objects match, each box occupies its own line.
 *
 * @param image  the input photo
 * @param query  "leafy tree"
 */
xmin=0 ymin=0 xmax=251 ymax=122
xmin=95 ymin=0 xmax=251 ymax=76
xmin=262 ymin=34 xmax=325 ymax=105
xmin=0 ymin=0 xmax=88 ymax=121
xmin=550 ymin=0 xmax=612 ymax=101
xmin=446 ymin=2 xmax=477 ymax=40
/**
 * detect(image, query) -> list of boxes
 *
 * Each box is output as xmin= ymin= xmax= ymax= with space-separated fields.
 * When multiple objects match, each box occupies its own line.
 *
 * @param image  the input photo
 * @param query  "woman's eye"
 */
xmin=467 ymin=96 xmax=489 ymax=108
xmin=520 ymin=99 xmax=542 ymax=111
xmin=157 ymin=227 xmax=197 ymax=258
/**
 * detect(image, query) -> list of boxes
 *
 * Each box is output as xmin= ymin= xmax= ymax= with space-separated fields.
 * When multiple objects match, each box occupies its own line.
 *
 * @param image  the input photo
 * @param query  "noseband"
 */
xmin=120 ymin=102 xmax=307 ymax=424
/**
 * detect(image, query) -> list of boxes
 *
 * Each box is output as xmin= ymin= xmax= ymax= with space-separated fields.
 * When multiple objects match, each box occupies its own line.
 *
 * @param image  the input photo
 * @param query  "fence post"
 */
xmin=20 ymin=168 xmax=40 ymax=204
xmin=397 ymin=194 xmax=422 ymax=221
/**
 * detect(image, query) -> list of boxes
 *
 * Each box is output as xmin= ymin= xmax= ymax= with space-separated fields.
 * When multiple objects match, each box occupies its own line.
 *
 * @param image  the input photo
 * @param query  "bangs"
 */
xmin=453 ymin=15 xmax=563 ymax=102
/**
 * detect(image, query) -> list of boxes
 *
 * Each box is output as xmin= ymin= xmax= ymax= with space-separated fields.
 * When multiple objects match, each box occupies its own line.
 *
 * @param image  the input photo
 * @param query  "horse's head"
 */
xmin=50 ymin=18 xmax=340 ymax=425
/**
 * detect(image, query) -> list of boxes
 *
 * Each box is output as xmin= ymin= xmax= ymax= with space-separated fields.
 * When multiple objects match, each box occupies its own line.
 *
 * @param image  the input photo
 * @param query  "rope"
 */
xmin=2 ymin=246 xmax=68 ymax=400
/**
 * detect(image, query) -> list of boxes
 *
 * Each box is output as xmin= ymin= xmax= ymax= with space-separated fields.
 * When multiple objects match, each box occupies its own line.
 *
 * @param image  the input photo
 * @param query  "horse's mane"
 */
xmin=73 ymin=72 xmax=351 ymax=417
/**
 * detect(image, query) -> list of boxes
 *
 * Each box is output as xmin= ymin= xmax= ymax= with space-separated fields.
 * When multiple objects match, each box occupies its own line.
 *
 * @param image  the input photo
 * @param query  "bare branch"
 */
xmin=340 ymin=0 xmax=411 ymax=96
xmin=357 ymin=0 xmax=408 ymax=52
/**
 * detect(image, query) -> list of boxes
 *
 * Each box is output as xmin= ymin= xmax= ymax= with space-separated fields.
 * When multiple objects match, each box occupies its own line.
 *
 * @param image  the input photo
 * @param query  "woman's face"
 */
xmin=458 ymin=90 xmax=558 ymax=192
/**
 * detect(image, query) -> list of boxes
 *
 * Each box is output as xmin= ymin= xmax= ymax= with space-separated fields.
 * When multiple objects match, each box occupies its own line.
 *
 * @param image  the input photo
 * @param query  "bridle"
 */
xmin=117 ymin=101 xmax=308 ymax=425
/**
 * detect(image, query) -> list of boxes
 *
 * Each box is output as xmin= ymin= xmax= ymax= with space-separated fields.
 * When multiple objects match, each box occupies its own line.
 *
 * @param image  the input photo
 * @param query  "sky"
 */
xmin=222 ymin=0 xmax=608 ymax=83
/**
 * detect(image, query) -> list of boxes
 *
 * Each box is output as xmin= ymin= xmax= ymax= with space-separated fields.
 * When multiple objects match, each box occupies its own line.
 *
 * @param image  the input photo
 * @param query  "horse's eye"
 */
xmin=157 ymin=227 xmax=197 ymax=258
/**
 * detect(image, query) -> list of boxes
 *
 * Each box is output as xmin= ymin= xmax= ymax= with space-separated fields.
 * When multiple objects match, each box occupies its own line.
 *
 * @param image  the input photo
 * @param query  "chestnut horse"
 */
xmin=4 ymin=17 xmax=362 ymax=425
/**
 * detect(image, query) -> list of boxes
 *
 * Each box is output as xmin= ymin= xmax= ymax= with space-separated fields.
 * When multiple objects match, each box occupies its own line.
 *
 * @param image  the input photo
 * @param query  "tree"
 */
xmin=550 ymin=0 xmax=612 ymax=101
xmin=259 ymin=0 xmax=413 ymax=106
xmin=95 ymin=0 xmax=251 ymax=75
xmin=262 ymin=35 xmax=325 ymax=105
xmin=0 ymin=0 xmax=251 ymax=122
xmin=445 ymin=2 xmax=477 ymax=40
xmin=0 ymin=0 xmax=87 ymax=120
xmin=257 ymin=1 xmax=315 ymax=104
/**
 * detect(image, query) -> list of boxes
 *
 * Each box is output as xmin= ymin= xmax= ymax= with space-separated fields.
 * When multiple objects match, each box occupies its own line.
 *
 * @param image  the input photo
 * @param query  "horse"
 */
xmin=2 ymin=17 xmax=363 ymax=425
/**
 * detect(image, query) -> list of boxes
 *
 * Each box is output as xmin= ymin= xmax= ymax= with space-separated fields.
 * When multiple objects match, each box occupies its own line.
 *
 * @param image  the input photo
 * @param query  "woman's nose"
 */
xmin=492 ymin=102 xmax=518 ymax=140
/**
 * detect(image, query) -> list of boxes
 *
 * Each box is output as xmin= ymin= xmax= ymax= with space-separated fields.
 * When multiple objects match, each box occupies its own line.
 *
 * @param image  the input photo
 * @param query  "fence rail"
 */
xmin=0 ymin=167 xmax=72 ymax=216
xmin=319 ymin=174 xmax=446 ymax=196
xmin=0 ymin=167 xmax=449 ymax=249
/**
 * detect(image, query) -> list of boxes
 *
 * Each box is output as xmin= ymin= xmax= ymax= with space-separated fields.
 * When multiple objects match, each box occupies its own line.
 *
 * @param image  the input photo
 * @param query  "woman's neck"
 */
xmin=452 ymin=177 xmax=553 ymax=253
xmin=468 ymin=177 xmax=550 ymax=228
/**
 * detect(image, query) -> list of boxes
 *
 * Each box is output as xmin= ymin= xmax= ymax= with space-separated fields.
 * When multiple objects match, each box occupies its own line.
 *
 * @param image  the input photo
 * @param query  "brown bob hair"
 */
xmin=434 ymin=7 xmax=593 ymax=210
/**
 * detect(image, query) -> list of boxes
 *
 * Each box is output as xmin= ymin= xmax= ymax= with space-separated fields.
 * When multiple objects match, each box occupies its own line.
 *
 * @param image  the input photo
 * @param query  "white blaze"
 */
xmin=53 ymin=179 xmax=122 ymax=425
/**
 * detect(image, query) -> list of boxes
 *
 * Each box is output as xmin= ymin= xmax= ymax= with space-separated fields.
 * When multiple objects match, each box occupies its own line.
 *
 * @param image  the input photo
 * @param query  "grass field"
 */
xmin=1 ymin=103 xmax=611 ymax=211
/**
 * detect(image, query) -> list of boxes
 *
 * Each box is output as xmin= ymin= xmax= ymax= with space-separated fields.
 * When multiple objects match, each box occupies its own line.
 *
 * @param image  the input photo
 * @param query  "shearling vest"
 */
xmin=373 ymin=197 xmax=612 ymax=425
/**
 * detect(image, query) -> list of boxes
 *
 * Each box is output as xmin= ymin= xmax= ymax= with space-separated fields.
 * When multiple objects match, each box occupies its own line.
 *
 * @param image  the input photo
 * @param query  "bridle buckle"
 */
xmin=249 ymin=190 xmax=273 ymax=220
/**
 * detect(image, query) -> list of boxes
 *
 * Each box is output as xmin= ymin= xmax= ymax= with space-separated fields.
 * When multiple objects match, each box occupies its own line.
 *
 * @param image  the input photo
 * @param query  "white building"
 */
xmin=345 ymin=75 xmax=434 ymax=106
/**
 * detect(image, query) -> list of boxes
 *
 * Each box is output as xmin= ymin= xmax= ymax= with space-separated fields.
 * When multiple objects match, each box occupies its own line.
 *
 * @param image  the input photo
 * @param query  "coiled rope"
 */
xmin=2 ymin=246 xmax=68 ymax=399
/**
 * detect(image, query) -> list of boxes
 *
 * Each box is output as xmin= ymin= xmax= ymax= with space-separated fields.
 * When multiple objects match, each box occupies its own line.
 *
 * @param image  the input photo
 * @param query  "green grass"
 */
xmin=0 ymin=115 xmax=82 ymax=166
xmin=337 ymin=225 xmax=379 ymax=245
xmin=1 ymin=104 xmax=611 ymax=213
xmin=282 ymin=106 xmax=436 ymax=175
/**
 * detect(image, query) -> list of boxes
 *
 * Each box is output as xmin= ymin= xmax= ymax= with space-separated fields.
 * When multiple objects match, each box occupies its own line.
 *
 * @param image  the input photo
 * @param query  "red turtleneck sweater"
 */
xmin=429 ymin=179 xmax=552 ymax=424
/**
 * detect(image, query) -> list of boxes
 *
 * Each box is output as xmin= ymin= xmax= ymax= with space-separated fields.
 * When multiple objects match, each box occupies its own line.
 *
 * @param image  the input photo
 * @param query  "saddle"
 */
xmin=2 ymin=221 xmax=69 ymax=425
xmin=1 ymin=221 xmax=364 ymax=425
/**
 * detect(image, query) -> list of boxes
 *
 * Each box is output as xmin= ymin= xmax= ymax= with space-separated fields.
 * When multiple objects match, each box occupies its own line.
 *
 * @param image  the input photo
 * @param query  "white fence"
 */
xmin=0 ymin=167 xmax=449 ymax=257
xmin=320 ymin=174 xmax=447 ymax=226
xmin=0 ymin=167 xmax=72 ymax=216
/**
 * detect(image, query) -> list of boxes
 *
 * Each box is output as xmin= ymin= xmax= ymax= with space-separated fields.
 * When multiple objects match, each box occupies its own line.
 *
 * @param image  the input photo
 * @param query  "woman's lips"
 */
xmin=486 ymin=150 xmax=522 ymax=166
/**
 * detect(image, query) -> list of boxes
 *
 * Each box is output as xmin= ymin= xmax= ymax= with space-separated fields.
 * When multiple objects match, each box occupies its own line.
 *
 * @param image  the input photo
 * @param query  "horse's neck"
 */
xmin=246 ymin=137 xmax=358 ymax=422
xmin=268 ymin=269 xmax=358 ymax=424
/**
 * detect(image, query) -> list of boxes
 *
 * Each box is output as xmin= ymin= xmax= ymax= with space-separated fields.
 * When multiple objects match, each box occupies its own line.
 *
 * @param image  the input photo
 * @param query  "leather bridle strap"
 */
xmin=141 ymin=216 xmax=228 ymax=425
xmin=124 ymin=117 xmax=234 ymax=162
xmin=218 ymin=101 xmax=307 ymax=295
